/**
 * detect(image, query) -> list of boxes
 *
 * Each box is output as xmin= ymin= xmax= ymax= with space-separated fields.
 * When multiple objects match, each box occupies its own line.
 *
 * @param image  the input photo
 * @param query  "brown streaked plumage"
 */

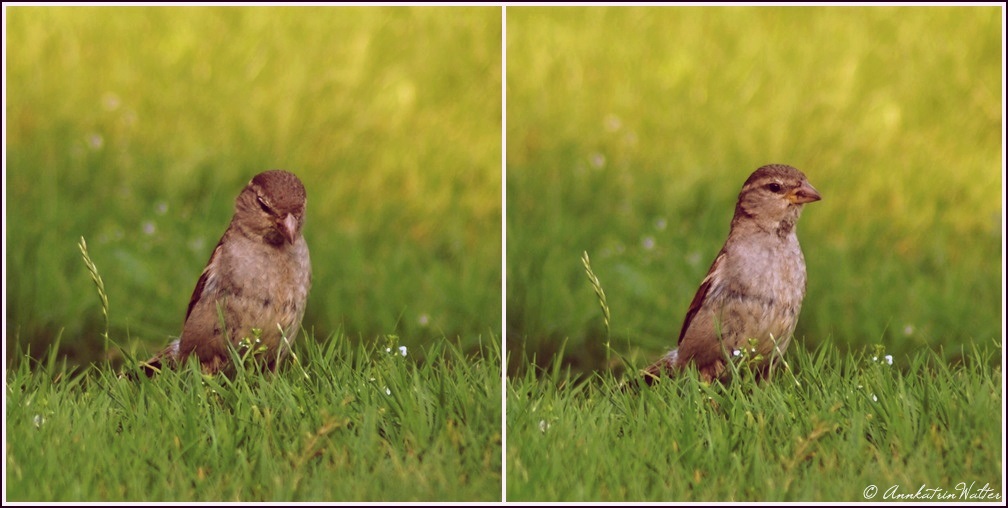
xmin=643 ymin=164 xmax=820 ymax=384
xmin=144 ymin=169 xmax=312 ymax=375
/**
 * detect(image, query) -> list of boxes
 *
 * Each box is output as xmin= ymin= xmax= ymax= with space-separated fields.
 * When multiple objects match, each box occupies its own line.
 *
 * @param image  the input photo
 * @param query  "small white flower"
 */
xmin=385 ymin=387 xmax=391 ymax=396
xmin=884 ymin=355 xmax=893 ymax=365
xmin=33 ymin=414 xmax=44 ymax=428
xmin=122 ymin=110 xmax=137 ymax=127
xmin=399 ymin=346 xmax=407 ymax=357
xmin=538 ymin=419 xmax=549 ymax=433
xmin=641 ymin=236 xmax=655 ymax=250
xmin=418 ymin=313 xmax=430 ymax=326
xmin=872 ymin=356 xmax=878 ymax=362
xmin=732 ymin=350 xmax=741 ymax=357
xmin=903 ymin=324 xmax=914 ymax=336
xmin=101 ymin=92 xmax=121 ymax=111
xmin=386 ymin=347 xmax=391 ymax=353
xmin=87 ymin=133 xmax=104 ymax=150
xmin=603 ymin=114 xmax=622 ymax=132
xmin=686 ymin=251 xmax=702 ymax=267
xmin=872 ymin=394 xmax=878 ymax=402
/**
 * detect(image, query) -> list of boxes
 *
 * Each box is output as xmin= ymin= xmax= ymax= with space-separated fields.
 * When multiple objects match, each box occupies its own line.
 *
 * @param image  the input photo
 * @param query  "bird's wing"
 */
xmin=177 ymin=237 xmax=230 ymax=370
xmin=677 ymin=248 xmax=724 ymax=345
xmin=185 ymin=238 xmax=224 ymax=321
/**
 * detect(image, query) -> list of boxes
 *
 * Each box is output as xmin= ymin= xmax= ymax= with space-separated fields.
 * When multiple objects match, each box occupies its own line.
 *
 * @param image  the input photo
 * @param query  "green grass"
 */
xmin=6 ymin=333 xmax=502 ymax=501
xmin=506 ymin=343 xmax=1002 ymax=501
xmin=506 ymin=6 xmax=1002 ymax=372
xmin=5 ymin=6 xmax=502 ymax=365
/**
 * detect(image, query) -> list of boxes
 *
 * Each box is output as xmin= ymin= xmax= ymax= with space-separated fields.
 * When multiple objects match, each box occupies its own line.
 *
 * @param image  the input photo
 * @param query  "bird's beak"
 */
xmin=787 ymin=181 xmax=822 ymax=204
xmin=281 ymin=213 xmax=299 ymax=244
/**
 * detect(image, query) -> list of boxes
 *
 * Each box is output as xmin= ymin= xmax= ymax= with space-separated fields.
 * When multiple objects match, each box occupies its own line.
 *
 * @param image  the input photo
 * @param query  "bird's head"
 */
xmin=236 ymin=169 xmax=307 ymax=246
xmin=732 ymin=164 xmax=821 ymax=235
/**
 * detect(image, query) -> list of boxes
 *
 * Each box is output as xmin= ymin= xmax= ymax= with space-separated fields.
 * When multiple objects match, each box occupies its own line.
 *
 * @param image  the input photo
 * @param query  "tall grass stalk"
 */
xmin=77 ymin=236 xmax=111 ymax=352
xmin=581 ymin=251 xmax=611 ymax=364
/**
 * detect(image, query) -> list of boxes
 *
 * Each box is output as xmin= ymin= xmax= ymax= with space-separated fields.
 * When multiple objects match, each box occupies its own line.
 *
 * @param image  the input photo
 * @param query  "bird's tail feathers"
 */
xmin=139 ymin=339 xmax=181 ymax=377
xmin=641 ymin=348 xmax=681 ymax=386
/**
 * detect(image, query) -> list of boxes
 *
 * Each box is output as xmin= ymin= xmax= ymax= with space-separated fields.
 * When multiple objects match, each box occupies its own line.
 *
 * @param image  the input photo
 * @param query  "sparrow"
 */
xmin=643 ymin=164 xmax=820 ymax=384
xmin=144 ymin=169 xmax=312 ymax=375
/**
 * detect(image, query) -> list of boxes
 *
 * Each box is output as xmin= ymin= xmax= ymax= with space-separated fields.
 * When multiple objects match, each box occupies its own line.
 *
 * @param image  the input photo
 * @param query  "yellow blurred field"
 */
xmin=5 ymin=6 xmax=503 ymax=361
xmin=506 ymin=6 xmax=1001 ymax=370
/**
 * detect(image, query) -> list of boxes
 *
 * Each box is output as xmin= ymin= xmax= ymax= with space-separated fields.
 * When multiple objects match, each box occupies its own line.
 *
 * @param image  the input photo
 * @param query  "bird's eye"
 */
xmin=256 ymin=196 xmax=272 ymax=214
xmin=766 ymin=182 xmax=784 ymax=193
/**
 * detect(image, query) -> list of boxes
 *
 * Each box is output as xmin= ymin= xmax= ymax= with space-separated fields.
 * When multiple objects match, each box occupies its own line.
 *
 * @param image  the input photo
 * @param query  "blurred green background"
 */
xmin=506 ymin=7 xmax=1002 ymax=373
xmin=5 ymin=6 xmax=502 ymax=365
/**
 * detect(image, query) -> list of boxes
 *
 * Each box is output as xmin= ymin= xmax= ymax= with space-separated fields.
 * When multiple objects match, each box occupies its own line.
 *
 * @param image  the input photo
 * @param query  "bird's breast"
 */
xmin=212 ymin=237 xmax=310 ymax=347
xmin=706 ymin=236 xmax=807 ymax=353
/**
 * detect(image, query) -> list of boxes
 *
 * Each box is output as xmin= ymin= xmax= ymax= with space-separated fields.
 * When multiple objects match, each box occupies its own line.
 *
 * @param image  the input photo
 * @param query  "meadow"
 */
xmin=7 ymin=332 xmax=502 ymax=501
xmin=5 ymin=6 xmax=502 ymax=502
xmin=505 ymin=6 xmax=1002 ymax=502
xmin=506 ymin=342 xmax=1001 ymax=501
